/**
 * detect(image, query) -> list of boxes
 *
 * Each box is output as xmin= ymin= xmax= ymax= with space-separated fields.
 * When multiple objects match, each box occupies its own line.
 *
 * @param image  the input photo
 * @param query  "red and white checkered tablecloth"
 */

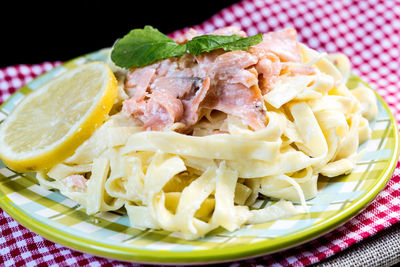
xmin=1 ymin=0 xmax=399 ymax=266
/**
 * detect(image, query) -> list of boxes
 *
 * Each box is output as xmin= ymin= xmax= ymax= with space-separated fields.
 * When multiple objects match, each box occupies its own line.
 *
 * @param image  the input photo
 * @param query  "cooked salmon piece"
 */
xmin=122 ymin=27 xmax=305 ymax=132
xmin=255 ymin=53 xmax=282 ymax=94
xmin=174 ymin=28 xmax=201 ymax=44
xmin=202 ymin=82 xmax=266 ymax=130
xmin=143 ymin=90 xmax=184 ymax=130
xmin=198 ymin=51 xmax=266 ymax=130
xmin=125 ymin=66 xmax=156 ymax=100
xmin=250 ymin=28 xmax=302 ymax=62
xmin=123 ymin=55 xmax=211 ymax=130
xmin=122 ymin=90 xmax=184 ymax=131
xmin=211 ymin=26 xmax=247 ymax=37
xmin=150 ymin=76 xmax=201 ymax=99
xmin=208 ymin=51 xmax=258 ymax=82
xmin=181 ymin=77 xmax=211 ymax=126
xmin=64 ymin=175 xmax=87 ymax=191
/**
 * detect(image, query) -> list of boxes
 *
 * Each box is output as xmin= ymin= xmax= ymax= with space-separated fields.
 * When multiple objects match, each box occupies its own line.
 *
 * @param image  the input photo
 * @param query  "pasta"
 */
xmin=36 ymin=27 xmax=378 ymax=240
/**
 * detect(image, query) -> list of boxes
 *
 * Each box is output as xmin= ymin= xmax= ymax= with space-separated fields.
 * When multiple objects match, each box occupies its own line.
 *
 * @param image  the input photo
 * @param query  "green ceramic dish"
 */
xmin=0 ymin=49 xmax=398 ymax=264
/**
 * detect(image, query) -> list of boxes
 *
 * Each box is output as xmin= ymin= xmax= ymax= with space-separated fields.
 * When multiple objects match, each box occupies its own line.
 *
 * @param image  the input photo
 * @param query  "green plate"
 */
xmin=0 ymin=49 xmax=398 ymax=264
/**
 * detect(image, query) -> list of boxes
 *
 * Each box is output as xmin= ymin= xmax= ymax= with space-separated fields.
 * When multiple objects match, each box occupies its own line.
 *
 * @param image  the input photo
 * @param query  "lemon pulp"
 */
xmin=0 ymin=62 xmax=118 ymax=172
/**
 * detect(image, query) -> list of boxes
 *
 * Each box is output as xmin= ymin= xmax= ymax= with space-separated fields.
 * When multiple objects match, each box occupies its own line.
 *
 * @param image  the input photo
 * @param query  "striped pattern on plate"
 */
xmin=0 ymin=49 xmax=397 ymax=264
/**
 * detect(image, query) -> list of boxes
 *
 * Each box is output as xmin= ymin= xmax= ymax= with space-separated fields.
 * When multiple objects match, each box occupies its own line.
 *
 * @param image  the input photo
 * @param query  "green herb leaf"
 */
xmin=110 ymin=25 xmax=186 ymax=68
xmin=186 ymin=33 xmax=263 ymax=56
xmin=110 ymin=26 xmax=263 ymax=68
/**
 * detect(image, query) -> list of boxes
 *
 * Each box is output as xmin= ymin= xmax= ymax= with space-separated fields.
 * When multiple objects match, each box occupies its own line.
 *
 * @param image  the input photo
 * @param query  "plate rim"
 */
xmin=0 ymin=51 xmax=398 ymax=264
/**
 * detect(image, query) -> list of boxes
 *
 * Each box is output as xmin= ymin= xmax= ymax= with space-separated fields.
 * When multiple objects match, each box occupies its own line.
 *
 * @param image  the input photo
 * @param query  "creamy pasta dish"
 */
xmin=36 ymin=27 xmax=378 ymax=240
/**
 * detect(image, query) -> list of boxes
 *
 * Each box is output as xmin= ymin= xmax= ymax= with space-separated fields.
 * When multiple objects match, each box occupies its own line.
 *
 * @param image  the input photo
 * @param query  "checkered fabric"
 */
xmin=0 ymin=0 xmax=399 ymax=266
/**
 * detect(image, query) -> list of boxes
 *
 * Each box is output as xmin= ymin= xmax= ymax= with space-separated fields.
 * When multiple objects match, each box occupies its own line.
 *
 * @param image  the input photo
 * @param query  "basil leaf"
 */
xmin=111 ymin=26 xmax=186 ymax=68
xmin=110 ymin=26 xmax=263 ymax=68
xmin=186 ymin=33 xmax=263 ymax=56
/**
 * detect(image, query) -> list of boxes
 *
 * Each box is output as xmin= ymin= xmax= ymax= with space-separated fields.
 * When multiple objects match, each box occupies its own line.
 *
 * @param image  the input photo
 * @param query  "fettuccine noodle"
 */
xmin=36 ymin=28 xmax=377 ymax=240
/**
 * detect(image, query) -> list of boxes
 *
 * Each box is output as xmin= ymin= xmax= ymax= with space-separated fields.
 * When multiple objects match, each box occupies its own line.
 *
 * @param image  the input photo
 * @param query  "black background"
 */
xmin=1 ymin=1 xmax=240 ymax=67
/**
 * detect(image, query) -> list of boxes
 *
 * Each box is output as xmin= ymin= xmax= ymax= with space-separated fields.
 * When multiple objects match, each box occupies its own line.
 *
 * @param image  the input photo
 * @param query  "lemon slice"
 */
xmin=0 ymin=61 xmax=118 ymax=172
